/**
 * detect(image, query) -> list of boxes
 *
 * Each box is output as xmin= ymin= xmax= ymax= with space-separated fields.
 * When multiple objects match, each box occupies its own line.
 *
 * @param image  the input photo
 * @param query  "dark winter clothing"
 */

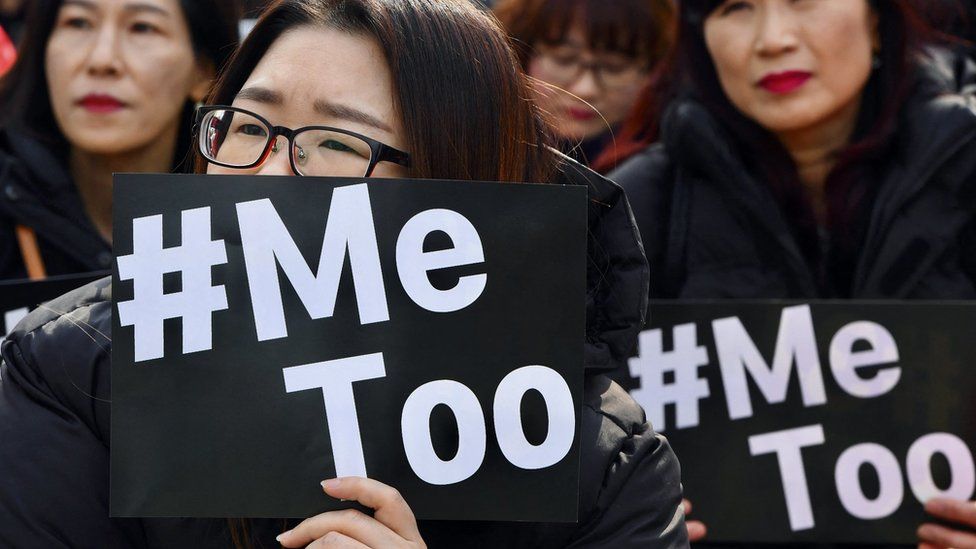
xmin=610 ymin=49 xmax=976 ymax=300
xmin=0 ymin=157 xmax=688 ymax=548
xmin=0 ymin=127 xmax=113 ymax=280
xmin=562 ymin=129 xmax=617 ymax=170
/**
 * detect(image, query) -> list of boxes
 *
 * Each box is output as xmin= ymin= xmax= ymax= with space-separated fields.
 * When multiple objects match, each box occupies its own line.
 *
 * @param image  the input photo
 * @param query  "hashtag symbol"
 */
xmin=627 ymin=323 xmax=710 ymax=432
xmin=117 ymin=207 xmax=229 ymax=362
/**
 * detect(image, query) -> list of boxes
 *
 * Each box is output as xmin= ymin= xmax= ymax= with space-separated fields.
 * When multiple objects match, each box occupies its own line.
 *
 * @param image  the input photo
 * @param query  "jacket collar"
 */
xmin=661 ymin=48 xmax=976 ymax=298
xmin=661 ymin=99 xmax=819 ymax=294
xmin=0 ymin=126 xmax=74 ymax=196
xmin=0 ymin=126 xmax=111 ymax=271
xmin=854 ymin=49 xmax=976 ymax=295
xmin=553 ymin=151 xmax=650 ymax=373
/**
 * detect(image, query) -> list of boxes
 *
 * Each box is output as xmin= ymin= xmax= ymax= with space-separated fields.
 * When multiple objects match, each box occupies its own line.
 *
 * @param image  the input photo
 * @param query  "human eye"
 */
xmin=716 ymin=0 xmax=753 ymax=16
xmin=548 ymin=49 xmax=581 ymax=67
xmin=552 ymin=53 xmax=578 ymax=67
xmin=790 ymin=0 xmax=820 ymax=9
xmin=57 ymin=10 xmax=94 ymax=31
xmin=234 ymin=123 xmax=267 ymax=137
xmin=539 ymin=44 xmax=578 ymax=66
xmin=320 ymin=138 xmax=368 ymax=158
xmin=130 ymin=20 xmax=162 ymax=34
xmin=598 ymin=57 xmax=635 ymax=75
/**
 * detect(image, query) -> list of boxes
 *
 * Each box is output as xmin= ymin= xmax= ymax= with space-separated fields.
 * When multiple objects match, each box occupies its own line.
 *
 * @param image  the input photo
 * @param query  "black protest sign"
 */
xmin=0 ymin=272 xmax=108 ymax=340
xmin=110 ymin=174 xmax=586 ymax=521
xmin=612 ymin=301 xmax=976 ymax=544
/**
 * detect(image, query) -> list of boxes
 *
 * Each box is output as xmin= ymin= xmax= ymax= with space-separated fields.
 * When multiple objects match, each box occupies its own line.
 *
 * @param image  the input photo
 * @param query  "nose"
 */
xmin=255 ymin=136 xmax=296 ymax=176
xmin=566 ymin=64 xmax=601 ymax=100
xmin=754 ymin=3 xmax=800 ymax=57
xmin=86 ymin=24 xmax=123 ymax=77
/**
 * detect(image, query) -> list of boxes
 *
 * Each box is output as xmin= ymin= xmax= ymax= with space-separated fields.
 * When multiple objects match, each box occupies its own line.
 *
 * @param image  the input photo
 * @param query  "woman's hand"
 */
xmin=277 ymin=477 xmax=427 ymax=549
xmin=683 ymin=499 xmax=707 ymax=542
xmin=918 ymin=497 xmax=976 ymax=549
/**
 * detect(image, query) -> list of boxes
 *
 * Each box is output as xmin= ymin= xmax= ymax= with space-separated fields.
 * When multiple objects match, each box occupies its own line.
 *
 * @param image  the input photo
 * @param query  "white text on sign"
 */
xmin=627 ymin=304 xmax=975 ymax=531
xmin=117 ymin=184 xmax=488 ymax=358
xmin=115 ymin=184 xmax=576 ymax=487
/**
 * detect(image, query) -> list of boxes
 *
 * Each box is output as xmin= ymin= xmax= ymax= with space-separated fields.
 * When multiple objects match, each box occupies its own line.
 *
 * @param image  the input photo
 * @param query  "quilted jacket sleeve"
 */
xmin=566 ymin=375 xmax=689 ymax=548
xmin=0 ymin=278 xmax=147 ymax=549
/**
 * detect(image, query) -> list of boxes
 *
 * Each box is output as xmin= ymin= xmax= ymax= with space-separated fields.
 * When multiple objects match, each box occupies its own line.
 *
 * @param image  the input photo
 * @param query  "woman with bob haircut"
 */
xmin=0 ymin=0 xmax=241 ymax=280
xmin=0 ymin=0 xmax=689 ymax=547
xmin=492 ymin=0 xmax=673 ymax=169
xmin=609 ymin=0 xmax=976 ymax=544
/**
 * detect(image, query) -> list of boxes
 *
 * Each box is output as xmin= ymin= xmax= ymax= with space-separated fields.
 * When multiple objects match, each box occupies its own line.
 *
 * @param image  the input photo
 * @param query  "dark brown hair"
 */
xmin=597 ymin=0 xmax=937 ymax=170
xmin=492 ymin=0 xmax=674 ymax=70
xmin=200 ymin=0 xmax=557 ymax=184
xmin=0 ymin=0 xmax=242 ymax=171
xmin=596 ymin=0 xmax=940 ymax=291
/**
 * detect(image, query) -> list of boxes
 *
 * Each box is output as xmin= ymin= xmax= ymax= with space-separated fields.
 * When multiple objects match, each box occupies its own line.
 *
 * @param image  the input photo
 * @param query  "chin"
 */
xmin=555 ymin=122 xmax=602 ymax=143
xmin=71 ymin=125 xmax=161 ymax=155
xmin=751 ymin=109 xmax=826 ymax=135
xmin=71 ymin=136 xmax=147 ymax=156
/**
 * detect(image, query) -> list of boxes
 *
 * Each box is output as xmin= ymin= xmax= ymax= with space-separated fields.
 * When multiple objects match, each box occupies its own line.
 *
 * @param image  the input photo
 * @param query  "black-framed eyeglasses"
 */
xmin=195 ymin=105 xmax=411 ymax=177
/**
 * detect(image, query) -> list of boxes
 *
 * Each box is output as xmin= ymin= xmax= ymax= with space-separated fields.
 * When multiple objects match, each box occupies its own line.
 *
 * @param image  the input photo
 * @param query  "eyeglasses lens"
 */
xmin=292 ymin=129 xmax=373 ymax=177
xmin=201 ymin=109 xmax=269 ymax=167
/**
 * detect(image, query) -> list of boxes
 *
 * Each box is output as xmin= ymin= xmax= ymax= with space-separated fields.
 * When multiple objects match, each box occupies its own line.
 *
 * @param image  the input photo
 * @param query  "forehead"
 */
xmin=240 ymin=26 xmax=395 ymax=120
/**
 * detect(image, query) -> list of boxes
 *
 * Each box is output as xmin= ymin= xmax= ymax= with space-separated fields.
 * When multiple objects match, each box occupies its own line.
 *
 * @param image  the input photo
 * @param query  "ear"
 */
xmin=188 ymin=58 xmax=216 ymax=104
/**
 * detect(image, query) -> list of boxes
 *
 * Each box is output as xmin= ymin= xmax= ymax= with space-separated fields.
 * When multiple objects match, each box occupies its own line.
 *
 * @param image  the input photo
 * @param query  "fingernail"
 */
xmin=322 ymin=478 xmax=341 ymax=490
xmin=275 ymin=530 xmax=290 ymax=542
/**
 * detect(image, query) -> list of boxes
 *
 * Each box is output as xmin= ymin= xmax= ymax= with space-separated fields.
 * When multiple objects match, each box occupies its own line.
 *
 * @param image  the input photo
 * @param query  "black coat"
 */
xmin=611 ymin=50 xmax=976 ymax=300
xmin=0 ymin=127 xmax=113 ymax=280
xmin=0 ymin=157 xmax=689 ymax=548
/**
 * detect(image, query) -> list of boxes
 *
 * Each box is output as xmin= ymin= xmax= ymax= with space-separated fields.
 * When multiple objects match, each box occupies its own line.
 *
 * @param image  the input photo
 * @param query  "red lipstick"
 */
xmin=758 ymin=71 xmax=811 ymax=95
xmin=78 ymin=94 xmax=126 ymax=113
xmin=567 ymin=107 xmax=596 ymax=122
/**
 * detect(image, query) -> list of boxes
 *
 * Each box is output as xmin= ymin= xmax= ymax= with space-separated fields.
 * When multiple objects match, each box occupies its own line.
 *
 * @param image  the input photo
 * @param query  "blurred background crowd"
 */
xmin=2 ymin=0 xmax=976 ymax=546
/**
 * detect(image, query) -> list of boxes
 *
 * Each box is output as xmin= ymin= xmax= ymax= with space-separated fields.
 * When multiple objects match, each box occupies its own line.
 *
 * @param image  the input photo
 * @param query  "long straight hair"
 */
xmin=0 ymin=0 xmax=242 ymax=171
xmin=200 ymin=0 xmax=557 ymax=184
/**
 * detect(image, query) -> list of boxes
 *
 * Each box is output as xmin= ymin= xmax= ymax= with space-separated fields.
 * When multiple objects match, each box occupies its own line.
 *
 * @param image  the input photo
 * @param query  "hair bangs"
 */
xmin=494 ymin=0 xmax=673 ymax=66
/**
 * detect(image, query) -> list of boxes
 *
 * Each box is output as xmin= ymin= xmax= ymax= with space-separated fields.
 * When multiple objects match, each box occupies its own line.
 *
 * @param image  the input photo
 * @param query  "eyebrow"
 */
xmin=314 ymin=100 xmax=392 ymax=133
xmin=63 ymin=0 xmax=171 ymax=17
xmin=235 ymin=86 xmax=283 ymax=104
xmin=235 ymin=86 xmax=393 ymax=133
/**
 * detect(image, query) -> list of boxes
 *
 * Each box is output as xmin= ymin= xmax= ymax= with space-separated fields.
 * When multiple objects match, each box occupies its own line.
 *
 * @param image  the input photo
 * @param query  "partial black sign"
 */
xmin=613 ymin=301 xmax=976 ymax=544
xmin=111 ymin=174 xmax=586 ymax=521
xmin=0 ymin=272 xmax=107 ymax=340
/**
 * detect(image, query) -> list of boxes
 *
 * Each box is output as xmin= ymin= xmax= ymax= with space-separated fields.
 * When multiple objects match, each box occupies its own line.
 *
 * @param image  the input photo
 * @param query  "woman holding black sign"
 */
xmin=0 ymin=0 xmax=688 ymax=547
xmin=607 ymin=0 xmax=976 ymax=544
xmin=0 ymin=0 xmax=240 ymax=281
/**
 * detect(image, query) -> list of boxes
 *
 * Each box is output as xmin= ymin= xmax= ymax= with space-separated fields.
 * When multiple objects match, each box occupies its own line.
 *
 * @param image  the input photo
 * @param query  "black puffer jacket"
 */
xmin=0 ymin=127 xmax=114 ymax=280
xmin=611 ymin=50 xmax=976 ymax=300
xmin=0 ymin=158 xmax=688 ymax=548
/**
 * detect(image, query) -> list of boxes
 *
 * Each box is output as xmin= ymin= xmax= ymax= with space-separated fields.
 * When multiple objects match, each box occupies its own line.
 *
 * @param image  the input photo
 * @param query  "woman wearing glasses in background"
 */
xmin=0 ymin=0 xmax=688 ymax=547
xmin=492 ymin=0 xmax=673 ymax=170
xmin=0 ymin=0 xmax=240 ymax=280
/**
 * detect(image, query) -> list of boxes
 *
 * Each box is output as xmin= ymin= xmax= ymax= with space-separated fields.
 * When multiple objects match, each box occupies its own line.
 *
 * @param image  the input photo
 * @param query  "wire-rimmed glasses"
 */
xmin=532 ymin=45 xmax=650 ymax=91
xmin=196 ymin=105 xmax=411 ymax=177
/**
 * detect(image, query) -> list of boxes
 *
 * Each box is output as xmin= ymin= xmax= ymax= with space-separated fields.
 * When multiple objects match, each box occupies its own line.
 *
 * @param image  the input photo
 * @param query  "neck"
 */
xmin=70 ymin=128 xmax=178 ymax=244
xmin=776 ymin=100 xmax=861 ymax=225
